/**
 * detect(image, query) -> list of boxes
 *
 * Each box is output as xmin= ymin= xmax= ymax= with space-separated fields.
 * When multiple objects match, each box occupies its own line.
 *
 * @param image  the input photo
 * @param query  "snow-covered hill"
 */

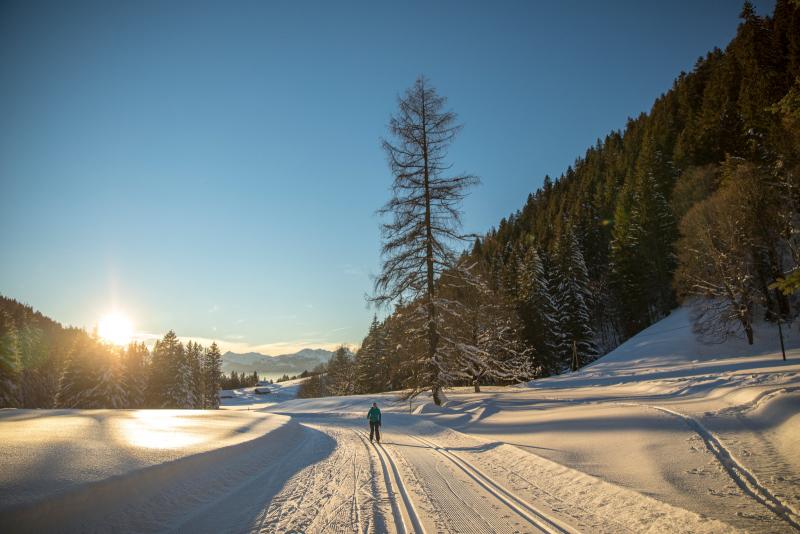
xmin=528 ymin=306 xmax=800 ymax=389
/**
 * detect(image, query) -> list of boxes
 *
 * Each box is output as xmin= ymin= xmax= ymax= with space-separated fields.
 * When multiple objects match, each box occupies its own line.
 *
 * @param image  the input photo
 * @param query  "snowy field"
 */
xmin=1 ymin=307 xmax=799 ymax=533
xmin=218 ymin=376 xmax=307 ymax=410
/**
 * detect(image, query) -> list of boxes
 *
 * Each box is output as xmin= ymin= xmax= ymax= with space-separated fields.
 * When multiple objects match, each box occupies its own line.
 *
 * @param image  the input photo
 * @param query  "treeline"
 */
xmin=220 ymin=370 xmax=260 ymax=390
xmin=338 ymin=1 xmax=800 ymax=400
xmin=297 ymin=346 xmax=354 ymax=398
xmin=0 ymin=296 xmax=223 ymax=409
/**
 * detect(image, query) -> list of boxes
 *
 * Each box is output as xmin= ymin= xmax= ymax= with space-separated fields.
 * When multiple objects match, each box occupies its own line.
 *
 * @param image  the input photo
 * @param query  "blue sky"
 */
xmin=0 ymin=0 xmax=774 ymax=354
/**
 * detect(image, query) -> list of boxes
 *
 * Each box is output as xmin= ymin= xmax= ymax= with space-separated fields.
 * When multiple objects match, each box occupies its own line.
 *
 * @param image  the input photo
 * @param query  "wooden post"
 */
xmin=571 ymin=340 xmax=578 ymax=372
xmin=778 ymin=318 xmax=787 ymax=361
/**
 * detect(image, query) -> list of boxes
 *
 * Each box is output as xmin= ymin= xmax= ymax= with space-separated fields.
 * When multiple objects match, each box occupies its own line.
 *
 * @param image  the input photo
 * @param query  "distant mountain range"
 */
xmin=221 ymin=348 xmax=335 ymax=376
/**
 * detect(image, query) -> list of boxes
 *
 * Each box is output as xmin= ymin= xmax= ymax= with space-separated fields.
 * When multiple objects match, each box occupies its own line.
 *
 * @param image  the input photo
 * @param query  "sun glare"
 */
xmin=98 ymin=312 xmax=134 ymax=346
xmin=120 ymin=411 xmax=205 ymax=449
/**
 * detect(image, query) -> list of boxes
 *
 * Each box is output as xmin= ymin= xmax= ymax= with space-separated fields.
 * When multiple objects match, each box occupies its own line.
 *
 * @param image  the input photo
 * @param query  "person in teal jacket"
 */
xmin=367 ymin=402 xmax=381 ymax=443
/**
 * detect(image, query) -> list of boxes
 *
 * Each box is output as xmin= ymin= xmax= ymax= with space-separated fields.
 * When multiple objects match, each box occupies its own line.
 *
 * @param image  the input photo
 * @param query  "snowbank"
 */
xmin=0 ymin=409 xmax=289 ymax=514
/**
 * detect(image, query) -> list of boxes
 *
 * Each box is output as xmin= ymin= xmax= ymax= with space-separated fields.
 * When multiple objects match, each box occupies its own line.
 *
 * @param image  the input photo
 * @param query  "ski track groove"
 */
xmin=393 ymin=432 xmax=527 ymax=534
xmin=353 ymin=430 xmax=406 ymax=534
xmin=376 ymin=438 xmax=428 ymax=534
xmin=620 ymin=402 xmax=800 ymax=531
xmin=502 ymin=468 xmax=636 ymax=534
xmin=356 ymin=429 xmax=426 ymax=534
xmin=353 ymin=429 xmax=388 ymax=534
xmin=354 ymin=429 xmax=406 ymax=534
xmin=409 ymin=434 xmax=573 ymax=534
xmin=434 ymin=457 xmax=495 ymax=532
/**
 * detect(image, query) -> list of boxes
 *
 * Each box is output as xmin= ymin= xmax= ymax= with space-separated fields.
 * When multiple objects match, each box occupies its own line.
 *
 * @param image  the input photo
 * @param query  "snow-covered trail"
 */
xmin=257 ymin=413 xmax=736 ymax=534
xmin=257 ymin=417 xmax=563 ymax=534
xmin=0 ymin=408 xmax=738 ymax=533
xmin=0 ymin=411 xmax=569 ymax=533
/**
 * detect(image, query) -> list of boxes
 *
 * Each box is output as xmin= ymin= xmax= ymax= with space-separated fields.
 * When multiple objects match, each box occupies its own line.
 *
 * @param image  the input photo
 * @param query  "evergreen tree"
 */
xmin=554 ymin=228 xmax=597 ymax=369
xmin=327 ymin=346 xmax=355 ymax=396
xmin=56 ymin=337 xmax=103 ymax=408
xmin=371 ymin=319 xmax=391 ymax=391
xmin=297 ymin=363 xmax=329 ymax=398
xmin=169 ymin=342 xmax=193 ymax=409
xmin=203 ymin=342 xmax=222 ymax=409
xmin=86 ymin=358 xmax=127 ymax=408
xmin=355 ymin=316 xmax=382 ymax=394
xmin=122 ymin=342 xmax=149 ymax=408
xmin=610 ymin=166 xmax=676 ymax=337
xmin=517 ymin=245 xmax=561 ymax=374
xmin=186 ymin=341 xmax=205 ymax=408
xmin=0 ymin=311 xmax=21 ymax=407
xmin=147 ymin=331 xmax=185 ymax=408
xmin=18 ymin=323 xmax=52 ymax=408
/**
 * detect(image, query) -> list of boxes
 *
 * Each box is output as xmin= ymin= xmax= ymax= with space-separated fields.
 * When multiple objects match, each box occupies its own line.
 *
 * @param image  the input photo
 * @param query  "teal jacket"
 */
xmin=367 ymin=406 xmax=381 ymax=424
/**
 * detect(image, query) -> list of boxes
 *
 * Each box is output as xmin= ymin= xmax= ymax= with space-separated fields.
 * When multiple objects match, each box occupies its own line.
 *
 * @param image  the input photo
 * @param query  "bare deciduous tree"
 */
xmin=372 ymin=76 xmax=478 ymax=405
xmin=675 ymin=170 xmax=761 ymax=344
xmin=439 ymin=263 xmax=535 ymax=392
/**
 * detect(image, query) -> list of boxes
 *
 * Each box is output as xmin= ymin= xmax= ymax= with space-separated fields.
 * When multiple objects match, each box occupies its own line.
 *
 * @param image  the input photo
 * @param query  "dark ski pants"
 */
xmin=369 ymin=421 xmax=381 ymax=442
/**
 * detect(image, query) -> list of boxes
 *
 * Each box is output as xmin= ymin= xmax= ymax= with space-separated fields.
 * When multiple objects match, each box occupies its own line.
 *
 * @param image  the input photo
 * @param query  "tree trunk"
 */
xmin=420 ymin=81 xmax=442 ymax=406
xmin=473 ymin=380 xmax=480 ymax=393
xmin=432 ymin=385 xmax=441 ymax=405
xmin=745 ymin=323 xmax=754 ymax=345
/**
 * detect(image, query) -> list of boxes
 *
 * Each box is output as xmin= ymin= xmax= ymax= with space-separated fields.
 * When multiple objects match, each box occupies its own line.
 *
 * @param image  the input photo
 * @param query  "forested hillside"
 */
xmin=0 ymin=296 xmax=224 ymax=409
xmin=474 ymin=1 xmax=800 ymax=364
xmin=343 ymin=1 xmax=800 ymax=396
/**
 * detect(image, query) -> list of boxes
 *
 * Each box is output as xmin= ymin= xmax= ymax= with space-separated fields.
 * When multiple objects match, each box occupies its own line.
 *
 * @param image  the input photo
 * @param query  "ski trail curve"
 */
xmin=409 ymin=434 xmax=574 ymax=534
xmin=619 ymin=402 xmax=800 ymax=531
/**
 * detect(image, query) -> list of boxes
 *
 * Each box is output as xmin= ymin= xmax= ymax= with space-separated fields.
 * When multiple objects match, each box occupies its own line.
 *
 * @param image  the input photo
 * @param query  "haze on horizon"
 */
xmin=0 ymin=0 xmax=774 ymax=354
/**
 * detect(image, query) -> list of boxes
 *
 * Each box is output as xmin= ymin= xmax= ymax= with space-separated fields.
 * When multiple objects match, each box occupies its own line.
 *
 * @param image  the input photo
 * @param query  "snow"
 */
xmin=0 ymin=409 xmax=291 ymax=520
xmin=529 ymin=306 xmax=800 ymax=389
xmin=1 ymin=306 xmax=798 ymax=532
xmin=219 ymin=376 xmax=307 ymax=409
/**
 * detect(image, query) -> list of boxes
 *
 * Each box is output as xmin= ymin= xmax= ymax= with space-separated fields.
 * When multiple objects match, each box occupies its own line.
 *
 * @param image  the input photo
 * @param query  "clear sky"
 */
xmin=0 ymin=0 xmax=774 ymax=354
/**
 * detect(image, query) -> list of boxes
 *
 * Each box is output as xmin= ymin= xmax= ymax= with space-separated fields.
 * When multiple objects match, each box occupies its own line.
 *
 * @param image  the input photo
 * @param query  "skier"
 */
xmin=367 ymin=402 xmax=381 ymax=443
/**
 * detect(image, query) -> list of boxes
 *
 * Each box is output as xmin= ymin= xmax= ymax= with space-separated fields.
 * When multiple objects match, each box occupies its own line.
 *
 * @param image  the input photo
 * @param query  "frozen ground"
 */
xmin=1 ymin=307 xmax=798 ymax=532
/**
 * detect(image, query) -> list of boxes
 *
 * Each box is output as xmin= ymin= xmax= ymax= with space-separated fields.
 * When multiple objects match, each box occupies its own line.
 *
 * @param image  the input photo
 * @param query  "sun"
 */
xmin=98 ymin=312 xmax=134 ymax=346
